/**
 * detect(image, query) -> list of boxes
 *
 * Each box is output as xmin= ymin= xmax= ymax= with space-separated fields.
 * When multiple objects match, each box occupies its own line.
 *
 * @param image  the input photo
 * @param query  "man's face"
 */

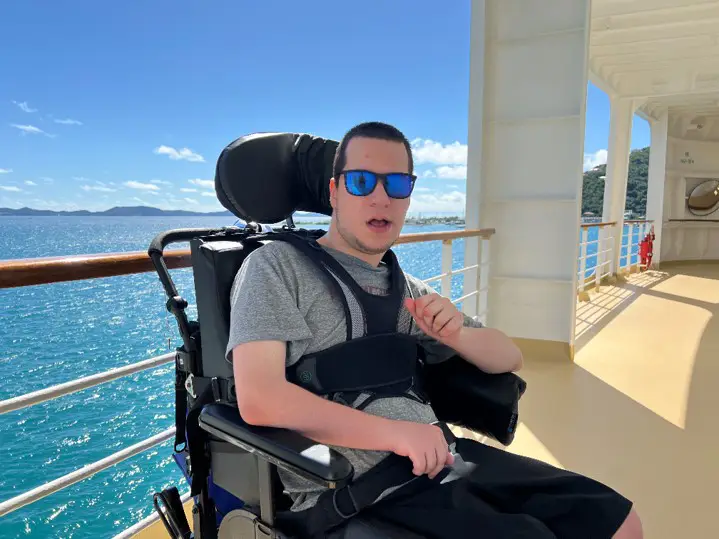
xmin=329 ymin=136 xmax=412 ymax=258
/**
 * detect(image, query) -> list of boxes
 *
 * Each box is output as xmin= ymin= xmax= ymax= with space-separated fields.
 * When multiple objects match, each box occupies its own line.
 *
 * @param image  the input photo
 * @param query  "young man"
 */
xmin=226 ymin=122 xmax=642 ymax=538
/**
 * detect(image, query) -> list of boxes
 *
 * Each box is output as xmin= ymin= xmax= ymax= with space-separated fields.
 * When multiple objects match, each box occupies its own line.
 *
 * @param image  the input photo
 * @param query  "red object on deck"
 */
xmin=639 ymin=226 xmax=655 ymax=270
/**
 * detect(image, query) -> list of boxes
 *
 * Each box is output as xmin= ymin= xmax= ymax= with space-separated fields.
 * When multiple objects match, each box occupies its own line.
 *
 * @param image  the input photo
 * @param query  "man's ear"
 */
xmin=329 ymin=177 xmax=337 ymax=209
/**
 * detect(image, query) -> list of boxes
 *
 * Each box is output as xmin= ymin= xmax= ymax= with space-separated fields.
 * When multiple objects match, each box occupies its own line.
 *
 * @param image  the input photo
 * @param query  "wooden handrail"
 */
xmin=579 ymin=221 xmax=617 ymax=228
xmin=0 ymin=228 xmax=495 ymax=289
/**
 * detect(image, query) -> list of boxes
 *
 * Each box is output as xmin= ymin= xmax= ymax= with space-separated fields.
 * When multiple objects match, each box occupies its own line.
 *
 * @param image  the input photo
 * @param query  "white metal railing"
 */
xmin=420 ymin=236 xmax=491 ymax=324
xmin=577 ymin=224 xmax=616 ymax=294
xmin=112 ymin=491 xmax=192 ymax=539
xmin=619 ymin=221 xmax=653 ymax=273
xmin=577 ymin=220 xmax=653 ymax=297
xmin=0 ymin=427 xmax=176 ymax=518
xmin=0 ymin=352 xmax=174 ymax=415
xmin=0 ymin=352 xmax=175 ymax=518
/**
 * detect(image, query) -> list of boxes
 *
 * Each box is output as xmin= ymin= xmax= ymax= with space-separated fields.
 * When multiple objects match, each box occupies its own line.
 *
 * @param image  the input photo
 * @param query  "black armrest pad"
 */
xmin=423 ymin=355 xmax=527 ymax=446
xmin=198 ymin=403 xmax=354 ymax=488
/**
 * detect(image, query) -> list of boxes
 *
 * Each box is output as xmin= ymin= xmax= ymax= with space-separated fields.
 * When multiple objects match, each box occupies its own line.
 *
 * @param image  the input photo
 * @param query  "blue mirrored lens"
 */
xmin=344 ymin=171 xmax=377 ymax=196
xmin=385 ymin=173 xmax=414 ymax=198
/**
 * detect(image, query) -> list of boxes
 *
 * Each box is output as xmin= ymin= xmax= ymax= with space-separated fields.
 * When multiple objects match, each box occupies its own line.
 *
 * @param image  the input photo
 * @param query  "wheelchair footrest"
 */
xmin=153 ymin=486 xmax=193 ymax=539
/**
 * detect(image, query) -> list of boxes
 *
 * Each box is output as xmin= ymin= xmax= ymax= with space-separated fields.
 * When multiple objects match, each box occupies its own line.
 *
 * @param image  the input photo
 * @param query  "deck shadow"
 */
xmin=516 ymin=263 xmax=719 ymax=539
xmin=574 ymin=270 xmax=670 ymax=353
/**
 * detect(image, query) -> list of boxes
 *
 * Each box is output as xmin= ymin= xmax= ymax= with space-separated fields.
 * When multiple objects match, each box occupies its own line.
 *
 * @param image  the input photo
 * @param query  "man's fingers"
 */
xmin=431 ymin=308 xmax=454 ymax=334
xmin=438 ymin=315 xmax=463 ymax=338
xmin=414 ymin=294 xmax=439 ymax=317
xmin=428 ymin=447 xmax=445 ymax=479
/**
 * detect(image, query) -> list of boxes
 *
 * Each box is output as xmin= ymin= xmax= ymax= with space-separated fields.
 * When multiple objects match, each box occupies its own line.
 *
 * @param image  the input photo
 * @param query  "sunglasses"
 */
xmin=339 ymin=169 xmax=417 ymax=199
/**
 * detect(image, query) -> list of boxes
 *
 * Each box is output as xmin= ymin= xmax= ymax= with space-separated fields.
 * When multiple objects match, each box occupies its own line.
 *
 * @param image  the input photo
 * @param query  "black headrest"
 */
xmin=215 ymin=132 xmax=339 ymax=223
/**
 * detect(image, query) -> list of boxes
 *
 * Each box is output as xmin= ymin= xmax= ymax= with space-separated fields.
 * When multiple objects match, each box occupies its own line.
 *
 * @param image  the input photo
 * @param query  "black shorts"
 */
xmin=361 ymin=438 xmax=633 ymax=539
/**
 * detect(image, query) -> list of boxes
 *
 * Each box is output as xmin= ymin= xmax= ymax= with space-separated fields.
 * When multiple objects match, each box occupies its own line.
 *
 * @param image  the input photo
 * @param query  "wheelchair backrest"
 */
xmin=189 ymin=131 xmax=338 ymax=382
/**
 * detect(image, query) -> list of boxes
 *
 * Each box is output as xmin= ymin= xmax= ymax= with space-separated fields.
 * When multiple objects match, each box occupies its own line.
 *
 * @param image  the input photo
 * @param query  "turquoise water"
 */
xmin=0 ymin=217 xmax=639 ymax=538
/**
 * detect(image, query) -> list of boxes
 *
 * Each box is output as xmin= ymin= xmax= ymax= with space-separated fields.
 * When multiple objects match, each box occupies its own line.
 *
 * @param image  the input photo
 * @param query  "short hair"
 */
xmin=332 ymin=121 xmax=414 ymax=178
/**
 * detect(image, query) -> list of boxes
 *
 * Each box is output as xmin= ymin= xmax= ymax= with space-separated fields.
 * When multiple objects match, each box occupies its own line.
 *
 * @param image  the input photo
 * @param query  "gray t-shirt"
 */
xmin=225 ymin=239 xmax=483 ymax=511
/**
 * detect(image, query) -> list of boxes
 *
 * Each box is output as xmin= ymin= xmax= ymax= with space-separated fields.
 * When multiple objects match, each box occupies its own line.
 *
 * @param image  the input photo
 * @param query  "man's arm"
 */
xmin=232 ymin=340 xmax=454 ymax=477
xmin=438 ymin=326 xmax=523 ymax=373
xmin=232 ymin=339 xmax=398 ymax=450
xmin=405 ymin=295 xmax=522 ymax=373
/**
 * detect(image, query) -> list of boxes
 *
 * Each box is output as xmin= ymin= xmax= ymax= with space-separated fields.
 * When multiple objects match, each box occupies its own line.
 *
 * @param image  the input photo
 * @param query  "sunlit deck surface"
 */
xmin=134 ymin=263 xmax=719 ymax=539
xmin=505 ymin=262 xmax=719 ymax=539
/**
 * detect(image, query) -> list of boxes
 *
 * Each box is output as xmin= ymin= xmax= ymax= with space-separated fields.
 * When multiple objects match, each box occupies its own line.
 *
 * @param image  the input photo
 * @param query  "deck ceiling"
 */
xmin=590 ymin=0 xmax=719 ymax=133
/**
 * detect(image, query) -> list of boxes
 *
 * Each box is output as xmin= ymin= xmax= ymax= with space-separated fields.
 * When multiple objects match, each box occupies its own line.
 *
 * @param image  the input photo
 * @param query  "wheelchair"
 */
xmin=147 ymin=132 xmax=527 ymax=539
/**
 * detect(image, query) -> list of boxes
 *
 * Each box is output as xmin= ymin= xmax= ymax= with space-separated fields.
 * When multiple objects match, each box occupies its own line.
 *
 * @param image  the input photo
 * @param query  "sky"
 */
xmin=0 ymin=0 xmax=650 ymax=215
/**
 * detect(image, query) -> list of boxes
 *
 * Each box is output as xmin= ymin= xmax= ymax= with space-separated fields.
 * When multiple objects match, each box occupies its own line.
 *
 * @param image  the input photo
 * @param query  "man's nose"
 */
xmin=368 ymin=181 xmax=391 ymax=205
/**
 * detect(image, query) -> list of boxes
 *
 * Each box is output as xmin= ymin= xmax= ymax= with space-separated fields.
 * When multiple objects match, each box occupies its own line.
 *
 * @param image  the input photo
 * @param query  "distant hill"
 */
xmin=582 ymin=147 xmax=649 ymax=217
xmin=0 ymin=206 xmax=331 ymax=218
xmin=0 ymin=205 xmax=234 ymax=217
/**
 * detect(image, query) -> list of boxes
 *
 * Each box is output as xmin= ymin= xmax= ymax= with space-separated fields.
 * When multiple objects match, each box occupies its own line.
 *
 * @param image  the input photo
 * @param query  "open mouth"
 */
xmin=367 ymin=218 xmax=391 ymax=232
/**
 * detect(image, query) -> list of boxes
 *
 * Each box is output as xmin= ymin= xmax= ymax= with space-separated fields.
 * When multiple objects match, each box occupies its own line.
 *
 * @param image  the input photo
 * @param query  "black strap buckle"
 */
xmin=332 ymin=485 xmax=360 ymax=519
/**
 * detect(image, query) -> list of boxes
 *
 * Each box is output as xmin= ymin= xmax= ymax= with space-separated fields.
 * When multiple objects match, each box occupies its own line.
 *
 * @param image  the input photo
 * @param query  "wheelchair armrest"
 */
xmin=198 ymin=403 xmax=354 ymax=489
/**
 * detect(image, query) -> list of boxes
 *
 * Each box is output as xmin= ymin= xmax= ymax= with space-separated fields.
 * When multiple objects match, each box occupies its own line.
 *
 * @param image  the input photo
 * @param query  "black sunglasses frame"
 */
xmin=338 ymin=169 xmax=417 ymax=199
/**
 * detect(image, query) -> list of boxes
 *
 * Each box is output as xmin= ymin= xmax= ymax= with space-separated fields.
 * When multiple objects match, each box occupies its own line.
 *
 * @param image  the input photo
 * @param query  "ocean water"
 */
xmin=0 ymin=217 xmax=637 ymax=538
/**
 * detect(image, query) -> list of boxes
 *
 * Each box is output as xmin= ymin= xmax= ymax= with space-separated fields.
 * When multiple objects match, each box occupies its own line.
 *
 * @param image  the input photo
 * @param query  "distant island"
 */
xmin=582 ymin=146 xmax=648 ymax=218
xmin=0 ymin=206 xmax=327 ymax=218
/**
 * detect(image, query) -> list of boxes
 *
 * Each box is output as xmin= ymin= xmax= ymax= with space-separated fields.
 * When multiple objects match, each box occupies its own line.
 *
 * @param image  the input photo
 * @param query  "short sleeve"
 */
xmin=225 ymin=245 xmax=313 ymax=362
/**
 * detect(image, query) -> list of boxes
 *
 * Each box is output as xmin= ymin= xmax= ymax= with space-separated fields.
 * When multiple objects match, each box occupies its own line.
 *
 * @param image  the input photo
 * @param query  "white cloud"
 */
xmin=154 ymin=145 xmax=205 ymax=162
xmin=0 ymin=168 xmax=12 ymax=174
xmin=11 ymin=124 xmax=53 ymax=137
xmin=12 ymin=101 xmax=37 ymax=113
xmin=25 ymin=180 xmax=37 ymax=186
xmin=81 ymin=184 xmax=117 ymax=192
xmin=150 ymin=179 xmax=172 ymax=185
xmin=41 ymin=177 xmax=54 ymax=183
xmin=411 ymin=138 xmax=467 ymax=165
xmin=201 ymin=191 xmax=215 ymax=197
xmin=409 ymin=190 xmax=466 ymax=213
xmin=132 ymin=197 xmax=150 ymax=205
xmin=73 ymin=176 xmax=92 ymax=182
xmin=421 ymin=165 xmax=467 ymax=180
xmin=583 ymin=149 xmax=608 ymax=171
xmin=125 ymin=181 xmax=160 ymax=191
xmin=189 ymin=178 xmax=213 ymax=188
xmin=0 ymin=186 xmax=22 ymax=192
xmin=54 ymin=118 xmax=82 ymax=125
xmin=180 ymin=188 xmax=197 ymax=192
xmin=184 ymin=198 xmax=198 ymax=204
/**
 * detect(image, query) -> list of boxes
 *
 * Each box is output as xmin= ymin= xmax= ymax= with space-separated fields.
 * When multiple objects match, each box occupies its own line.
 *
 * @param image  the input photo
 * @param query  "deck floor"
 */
xmin=507 ymin=262 xmax=719 ymax=539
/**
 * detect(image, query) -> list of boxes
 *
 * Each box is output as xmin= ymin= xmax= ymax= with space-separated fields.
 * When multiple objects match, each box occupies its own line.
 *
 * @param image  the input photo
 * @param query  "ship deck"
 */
xmin=135 ymin=262 xmax=719 ymax=539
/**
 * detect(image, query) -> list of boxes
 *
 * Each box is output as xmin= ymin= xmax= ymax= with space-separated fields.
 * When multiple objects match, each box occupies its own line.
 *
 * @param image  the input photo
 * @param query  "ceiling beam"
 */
xmin=592 ymin=0 xmax=719 ymax=19
xmin=591 ymin=18 xmax=719 ymax=46
xmin=593 ymin=47 xmax=719 ymax=68
xmin=593 ymin=2 xmax=719 ymax=32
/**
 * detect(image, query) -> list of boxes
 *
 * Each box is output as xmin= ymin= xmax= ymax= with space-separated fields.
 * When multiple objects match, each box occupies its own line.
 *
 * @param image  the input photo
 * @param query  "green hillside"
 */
xmin=582 ymin=146 xmax=649 ymax=217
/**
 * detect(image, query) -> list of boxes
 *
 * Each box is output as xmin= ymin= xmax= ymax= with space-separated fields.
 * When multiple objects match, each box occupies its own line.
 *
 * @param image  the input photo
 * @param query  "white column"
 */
xmin=602 ymin=97 xmax=634 ymax=274
xmin=464 ymin=0 xmax=591 ymax=361
xmin=645 ymin=111 xmax=669 ymax=267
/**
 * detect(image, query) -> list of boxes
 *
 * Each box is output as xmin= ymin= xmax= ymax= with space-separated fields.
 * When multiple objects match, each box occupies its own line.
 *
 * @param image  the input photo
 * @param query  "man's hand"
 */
xmin=404 ymin=294 xmax=464 ymax=346
xmin=405 ymin=293 xmax=523 ymax=373
xmin=390 ymin=421 xmax=455 ymax=478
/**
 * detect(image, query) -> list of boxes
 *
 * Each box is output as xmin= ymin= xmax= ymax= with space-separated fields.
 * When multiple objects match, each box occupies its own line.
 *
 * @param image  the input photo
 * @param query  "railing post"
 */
xmin=578 ymin=228 xmax=587 ymax=292
xmin=595 ymin=229 xmax=602 ymax=289
xmin=440 ymin=239 xmax=452 ymax=298
xmin=476 ymin=237 xmax=490 ymax=325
